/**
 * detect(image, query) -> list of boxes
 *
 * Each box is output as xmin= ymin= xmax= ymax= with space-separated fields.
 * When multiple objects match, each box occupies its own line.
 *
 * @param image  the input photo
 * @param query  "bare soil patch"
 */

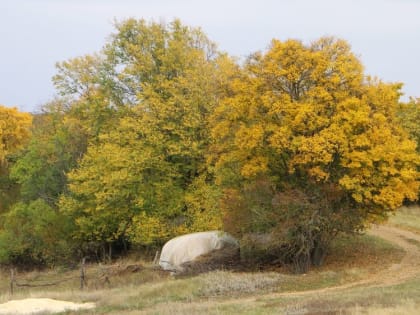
xmin=0 ymin=298 xmax=95 ymax=314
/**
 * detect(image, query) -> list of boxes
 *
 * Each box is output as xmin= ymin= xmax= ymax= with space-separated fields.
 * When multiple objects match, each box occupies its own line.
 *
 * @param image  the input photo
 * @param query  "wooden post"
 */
xmin=10 ymin=268 xmax=15 ymax=295
xmin=80 ymin=257 xmax=86 ymax=290
xmin=153 ymin=250 xmax=160 ymax=265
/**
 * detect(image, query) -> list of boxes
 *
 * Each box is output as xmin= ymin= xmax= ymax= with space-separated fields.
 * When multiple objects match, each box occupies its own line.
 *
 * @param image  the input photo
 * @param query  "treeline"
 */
xmin=0 ymin=19 xmax=419 ymax=272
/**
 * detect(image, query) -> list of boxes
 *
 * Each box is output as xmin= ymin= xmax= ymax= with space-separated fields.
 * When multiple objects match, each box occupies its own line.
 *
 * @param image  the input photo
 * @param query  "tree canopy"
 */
xmin=0 ymin=105 xmax=32 ymax=212
xmin=210 ymin=37 xmax=419 ymax=271
xmin=57 ymin=19 xmax=229 ymax=259
xmin=0 ymin=105 xmax=32 ymax=165
xmin=0 ymin=21 xmax=418 ymax=271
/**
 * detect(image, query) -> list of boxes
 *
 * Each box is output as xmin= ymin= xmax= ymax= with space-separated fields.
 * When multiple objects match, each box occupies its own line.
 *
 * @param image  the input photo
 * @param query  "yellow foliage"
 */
xmin=57 ymin=19 xmax=235 ymax=248
xmin=0 ymin=105 xmax=32 ymax=164
xmin=211 ymin=36 xmax=419 ymax=223
xmin=241 ymin=156 xmax=269 ymax=178
xmin=128 ymin=212 xmax=170 ymax=245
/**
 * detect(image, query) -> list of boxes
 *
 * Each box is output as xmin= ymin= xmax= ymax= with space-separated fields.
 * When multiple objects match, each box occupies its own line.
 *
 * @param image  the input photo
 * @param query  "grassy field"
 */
xmin=1 ymin=206 xmax=420 ymax=314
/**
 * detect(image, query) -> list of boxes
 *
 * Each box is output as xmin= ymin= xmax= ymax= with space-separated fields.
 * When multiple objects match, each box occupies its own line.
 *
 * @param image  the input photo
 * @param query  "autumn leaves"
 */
xmin=0 ymin=19 xmax=418 ymax=270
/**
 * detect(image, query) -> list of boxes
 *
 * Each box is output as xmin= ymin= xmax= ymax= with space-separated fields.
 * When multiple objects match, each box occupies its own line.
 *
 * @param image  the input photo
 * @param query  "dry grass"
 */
xmin=198 ymin=271 xmax=285 ymax=297
xmin=0 ymin=231 xmax=407 ymax=314
xmin=289 ymin=275 xmax=420 ymax=314
xmin=97 ymin=275 xmax=420 ymax=315
xmin=323 ymin=233 xmax=405 ymax=272
xmin=388 ymin=205 xmax=420 ymax=234
xmin=350 ymin=300 xmax=419 ymax=315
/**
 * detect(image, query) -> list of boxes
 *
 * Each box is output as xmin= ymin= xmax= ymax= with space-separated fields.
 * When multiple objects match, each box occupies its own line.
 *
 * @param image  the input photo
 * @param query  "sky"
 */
xmin=1 ymin=0 xmax=419 ymax=112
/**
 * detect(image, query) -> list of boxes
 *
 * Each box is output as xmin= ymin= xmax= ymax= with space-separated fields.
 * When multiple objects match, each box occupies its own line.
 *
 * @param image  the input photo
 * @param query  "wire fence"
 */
xmin=8 ymin=251 xmax=161 ymax=296
xmin=9 ymin=258 xmax=87 ymax=295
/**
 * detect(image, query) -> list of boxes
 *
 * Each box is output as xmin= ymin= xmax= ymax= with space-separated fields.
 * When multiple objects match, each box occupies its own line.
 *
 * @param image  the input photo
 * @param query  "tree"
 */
xmin=0 ymin=106 xmax=76 ymax=266
xmin=0 ymin=105 xmax=32 ymax=164
xmin=0 ymin=105 xmax=32 ymax=212
xmin=210 ymin=37 xmax=419 ymax=272
xmin=59 ymin=19 xmax=232 ymax=258
xmin=397 ymin=97 xmax=420 ymax=199
xmin=10 ymin=100 xmax=88 ymax=204
xmin=1 ymin=100 xmax=87 ymax=265
xmin=0 ymin=199 xmax=73 ymax=266
xmin=53 ymin=54 xmax=129 ymax=140
xmin=398 ymin=97 xmax=420 ymax=153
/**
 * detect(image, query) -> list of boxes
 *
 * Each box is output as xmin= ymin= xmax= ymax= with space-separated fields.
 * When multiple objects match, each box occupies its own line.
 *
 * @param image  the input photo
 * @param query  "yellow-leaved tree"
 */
xmin=398 ymin=97 xmax=420 ymax=153
xmin=210 ymin=37 xmax=419 ymax=272
xmin=0 ymin=105 xmax=32 ymax=164
xmin=58 ymin=19 xmax=235 ymax=258
xmin=0 ymin=105 xmax=32 ymax=212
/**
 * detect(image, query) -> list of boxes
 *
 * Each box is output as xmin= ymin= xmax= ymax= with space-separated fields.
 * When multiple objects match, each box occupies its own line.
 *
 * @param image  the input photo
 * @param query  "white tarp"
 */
xmin=159 ymin=231 xmax=238 ymax=272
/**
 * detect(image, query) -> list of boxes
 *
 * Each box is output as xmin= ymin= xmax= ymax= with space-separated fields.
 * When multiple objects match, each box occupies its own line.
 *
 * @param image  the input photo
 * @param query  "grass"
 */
xmin=388 ymin=205 xmax=420 ymax=234
xmin=92 ymin=274 xmax=420 ymax=314
xmin=249 ymin=277 xmax=420 ymax=314
xmin=0 ymin=231 xmax=407 ymax=314
xmin=274 ymin=275 xmax=420 ymax=314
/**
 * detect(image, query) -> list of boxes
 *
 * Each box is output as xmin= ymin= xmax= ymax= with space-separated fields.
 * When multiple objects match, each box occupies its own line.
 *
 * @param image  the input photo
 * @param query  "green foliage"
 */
xmin=59 ymin=19 xmax=227 ymax=257
xmin=0 ymin=105 xmax=32 ymax=212
xmin=10 ymin=100 xmax=87 ymax=204
xmin=0 ymin=199 xmax=73 ymax=266
xmin=59 ymin=118 xmax=175 ymax=248
xmin=1 ymin=101 xmax=88 ymax=264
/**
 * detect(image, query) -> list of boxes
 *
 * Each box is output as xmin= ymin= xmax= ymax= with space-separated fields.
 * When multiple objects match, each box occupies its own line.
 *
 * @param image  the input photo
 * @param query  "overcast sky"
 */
xmin=1 ymin=0 xmax=419 ymax=112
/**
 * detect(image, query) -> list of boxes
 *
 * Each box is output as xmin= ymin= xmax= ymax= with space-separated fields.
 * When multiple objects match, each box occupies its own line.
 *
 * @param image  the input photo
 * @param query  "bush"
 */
xmin=0 ymin=199 xmax=74 ymax=267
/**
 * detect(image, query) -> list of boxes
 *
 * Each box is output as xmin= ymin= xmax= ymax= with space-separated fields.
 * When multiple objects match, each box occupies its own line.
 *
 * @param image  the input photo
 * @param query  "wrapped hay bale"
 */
xmin=159 ymin=231 xmax=239 ymax=275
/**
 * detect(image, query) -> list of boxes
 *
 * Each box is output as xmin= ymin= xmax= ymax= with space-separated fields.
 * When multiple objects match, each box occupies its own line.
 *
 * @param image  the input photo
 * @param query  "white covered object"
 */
xmin=159 ymin=231 xmax=238 ymax=272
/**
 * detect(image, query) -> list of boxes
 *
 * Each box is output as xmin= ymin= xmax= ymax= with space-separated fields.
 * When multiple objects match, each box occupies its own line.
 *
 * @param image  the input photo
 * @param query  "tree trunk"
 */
xmin=311 ymin=240 xmax=327 ymax=266
xmin=293 ymin=253 xmax=310 ymax=274
xmin=108 ymin=243 xmax=112 ymax=262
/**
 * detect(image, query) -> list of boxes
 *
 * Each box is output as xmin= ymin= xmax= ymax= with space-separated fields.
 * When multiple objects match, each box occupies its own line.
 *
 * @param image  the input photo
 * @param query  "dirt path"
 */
xmin=213 ymin=225 xmax=420 ymax=304
xmin=368 ymin=225 xmax=420 ymax=286
xmin=271 ymin=225 xmax=420 ymax=297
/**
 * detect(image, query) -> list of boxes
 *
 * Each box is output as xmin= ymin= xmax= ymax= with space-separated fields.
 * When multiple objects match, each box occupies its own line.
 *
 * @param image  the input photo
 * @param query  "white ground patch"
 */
xmin=0 ymin=298 xmax=95 ymax=314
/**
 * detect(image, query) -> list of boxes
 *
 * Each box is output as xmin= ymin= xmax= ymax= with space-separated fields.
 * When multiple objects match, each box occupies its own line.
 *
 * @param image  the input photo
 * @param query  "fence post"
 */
xmin=80 ymin=257 xmax=86 ymax=290
xmin=153 ymin=250 xmax=160 ymax=265
xmin=10 ymin=268 xmax=15 ymax=295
